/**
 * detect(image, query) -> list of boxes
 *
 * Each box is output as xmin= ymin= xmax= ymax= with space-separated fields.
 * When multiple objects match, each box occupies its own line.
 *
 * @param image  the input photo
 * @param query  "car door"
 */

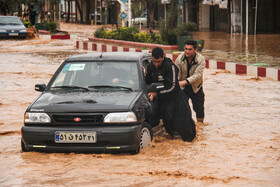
xmin=138 ymin=58 xmax=155 ymax=124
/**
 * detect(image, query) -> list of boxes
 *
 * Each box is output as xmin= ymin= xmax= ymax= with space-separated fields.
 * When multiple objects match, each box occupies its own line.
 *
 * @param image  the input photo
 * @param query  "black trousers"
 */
xmin=151 ymin=91 xmax=196 ymax=142
xmin=184 ymin=86 xmax=205 ymax=119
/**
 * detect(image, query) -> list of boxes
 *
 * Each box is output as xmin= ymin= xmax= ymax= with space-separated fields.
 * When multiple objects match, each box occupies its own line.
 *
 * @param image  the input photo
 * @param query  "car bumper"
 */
xmin=21 ymin=125 xmax=142 ymax=152
xmin=0 ymin=32 xmax=27 ymax=39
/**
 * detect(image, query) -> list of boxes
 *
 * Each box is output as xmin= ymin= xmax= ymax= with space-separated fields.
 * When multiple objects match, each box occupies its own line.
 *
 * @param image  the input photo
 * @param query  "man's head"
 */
xmin=152 ymin=47 xmax=164 ymax=69
xmin=184 ymin=39 xmax=197 ymax=59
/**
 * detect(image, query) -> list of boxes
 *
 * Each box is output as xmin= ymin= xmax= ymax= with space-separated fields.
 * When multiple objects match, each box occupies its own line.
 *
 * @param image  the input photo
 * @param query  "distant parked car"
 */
xmin=132 ymin=11 xmax=147 ymax=26
xmin=21 ymin=52 xmax=158 ymax=154
xmin=0 ymin=16 xmax=28 ymax=39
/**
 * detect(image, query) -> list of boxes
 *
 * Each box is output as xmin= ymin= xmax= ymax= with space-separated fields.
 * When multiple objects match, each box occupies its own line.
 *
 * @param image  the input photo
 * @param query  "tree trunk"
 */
xmin=86 ymin=0 xmax=90 ymax=24
xmin=17 ymin=0 xmax=22 ymax=17
xmin=76 ymin=0 xmax=83 ymax=24
xmin=66 ymin=0 xmax=70 ymax=23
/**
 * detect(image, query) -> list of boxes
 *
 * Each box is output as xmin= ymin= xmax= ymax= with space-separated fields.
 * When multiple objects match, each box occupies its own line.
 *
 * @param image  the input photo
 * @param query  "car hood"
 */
xmin=133 ymin=18 xmax=146 ymax=21
xmin=29 ymin=91 xmax=142 ymax=113
xmin=0 ymin=24 xmax=26 ymax=31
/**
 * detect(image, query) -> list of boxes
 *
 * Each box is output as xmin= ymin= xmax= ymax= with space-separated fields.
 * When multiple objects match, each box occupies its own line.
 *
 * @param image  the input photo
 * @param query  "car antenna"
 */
xmin=100 ymin=52 xmax=104 ymax=58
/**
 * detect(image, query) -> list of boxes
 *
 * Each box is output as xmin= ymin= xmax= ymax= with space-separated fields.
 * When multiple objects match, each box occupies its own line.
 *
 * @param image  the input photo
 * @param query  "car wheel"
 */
xmin=130 ymin=122 xmax=152 ymax=155
xmin=21 ymin=139 xmax=28 ymax=152
xmin=140 ymin=122 xmax=153 ymax=149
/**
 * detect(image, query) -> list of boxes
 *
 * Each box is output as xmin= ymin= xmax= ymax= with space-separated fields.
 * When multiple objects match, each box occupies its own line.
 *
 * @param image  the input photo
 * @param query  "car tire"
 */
xmin=21 ymin=139 xmax=28 ymax=152
xmin=140 ymin=122 xmax=153 ymax=149
xmin=130 ymin=122 xmax=153 ymax=155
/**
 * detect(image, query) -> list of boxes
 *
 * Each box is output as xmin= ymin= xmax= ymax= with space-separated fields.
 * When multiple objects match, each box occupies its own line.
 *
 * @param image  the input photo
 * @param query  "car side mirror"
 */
xmin=35 ymin=84 xmax=46 ymax=92
xmin=148 ymin=83 xmax=164 ymax=92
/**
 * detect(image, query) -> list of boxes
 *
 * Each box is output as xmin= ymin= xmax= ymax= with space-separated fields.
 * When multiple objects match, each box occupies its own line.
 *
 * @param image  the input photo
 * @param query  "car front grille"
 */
xmin=52 ymin=114 xmax=104 ymax=124
xmin=0 ymin=33 xmax=8 ymax=36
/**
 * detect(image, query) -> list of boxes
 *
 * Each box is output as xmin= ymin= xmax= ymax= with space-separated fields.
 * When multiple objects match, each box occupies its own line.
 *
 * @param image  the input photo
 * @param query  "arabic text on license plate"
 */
xmin=55 ymin=132 xmax=97 ymax=143
xmin=9 ymin=33 xmax=18 ymax=36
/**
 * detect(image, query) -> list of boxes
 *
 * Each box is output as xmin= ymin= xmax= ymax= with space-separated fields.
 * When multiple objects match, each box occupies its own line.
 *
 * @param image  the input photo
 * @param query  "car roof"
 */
xmin=65 ymin=52 xmax=151 ymax=62
xmin=0 ymin=16 xmax=20 ymax=18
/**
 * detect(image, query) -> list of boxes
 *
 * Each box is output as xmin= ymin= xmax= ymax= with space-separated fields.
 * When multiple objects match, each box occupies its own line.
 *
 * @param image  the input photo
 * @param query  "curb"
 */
xmin=39 ymin=34 xmax=73 ymax=40
xmin=76 ymin=40 xmax=280 ymax=82
xmin=51 ymin=34 xmax=71 ymax=39
xmin=38 ymin=29 xmax=76 ymax=40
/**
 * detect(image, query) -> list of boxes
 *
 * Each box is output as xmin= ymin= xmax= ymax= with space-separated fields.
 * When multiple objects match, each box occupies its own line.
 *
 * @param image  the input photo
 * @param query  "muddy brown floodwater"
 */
xmin=193 ymin=32 xmax=280 ymax=69
xmin=0 ymin=24 xmax=280 ymax=186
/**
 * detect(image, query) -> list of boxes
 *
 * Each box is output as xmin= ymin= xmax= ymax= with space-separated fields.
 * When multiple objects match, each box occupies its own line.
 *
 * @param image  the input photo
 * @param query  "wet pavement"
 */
xmin=192 ymin=32 xmax=280 ymax=69
xmin=60 ymin=22 xmax=280 ymax=68
xmin=0 ymin=23 xmax=279 ymax=186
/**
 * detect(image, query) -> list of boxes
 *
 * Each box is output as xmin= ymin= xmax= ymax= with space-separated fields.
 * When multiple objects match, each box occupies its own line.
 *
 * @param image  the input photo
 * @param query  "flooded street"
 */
xmin=0 ymin=24 xmax=280 ymax=186
xmin=193 ymin=32 xmax=280 ymax=68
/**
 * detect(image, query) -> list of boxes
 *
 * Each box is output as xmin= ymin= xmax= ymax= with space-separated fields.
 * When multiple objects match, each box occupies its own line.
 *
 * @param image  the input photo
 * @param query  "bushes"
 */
xmin=94 ymin=27 xmax=165 ymax=44
xmin=94 ymin=22 xmax=198 ymax=45
xmin=95 ymin=27 xmax=138 ymax=41
xmin=176 ymin=22 xmax=198 ymax=36
xmin=44 ymin=22 xmax=59 ymax=34
xmin=158 ymin=19 xmax=177 ymax=45
xmin=94 ymin=27 xmax=106 ymax=38
xmin=35 ymin=20 xmax=59 ymax=34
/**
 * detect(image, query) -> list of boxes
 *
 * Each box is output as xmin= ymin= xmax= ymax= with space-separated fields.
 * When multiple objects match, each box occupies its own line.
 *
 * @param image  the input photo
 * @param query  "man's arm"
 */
xmin=144 ymin=66 xmax=152 ymax=85
xmin=174 ymin=56 xmax=183 ymax=81
xmin=159 ymin=64 xmax=177 ymax=95
xmin=187 ymin=56 xmax=205 ymax=85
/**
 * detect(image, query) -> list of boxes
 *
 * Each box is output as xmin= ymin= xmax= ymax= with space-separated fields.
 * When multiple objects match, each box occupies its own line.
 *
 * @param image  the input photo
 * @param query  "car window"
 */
xmin=140 ymin=12 xmax=147 ymax=18
xmin=0 ymin=17 xmax=23 ymax=25
xmin=50 ymin=61 xmax=140 ymax=91
xmin=142 ymin=59 xmax=150 ymax=71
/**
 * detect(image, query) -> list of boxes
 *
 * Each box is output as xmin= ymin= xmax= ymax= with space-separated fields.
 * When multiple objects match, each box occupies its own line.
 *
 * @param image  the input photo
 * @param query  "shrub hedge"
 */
xmin=94 ymin=22 xmax=197 ymax=45
xmin=94 ymin=27 xmax=165 ymax=45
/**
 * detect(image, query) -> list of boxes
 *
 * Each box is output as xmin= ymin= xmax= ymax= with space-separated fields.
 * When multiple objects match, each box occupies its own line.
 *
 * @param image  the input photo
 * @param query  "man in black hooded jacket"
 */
xmin=144 ymin=47 xmax=196 ymax=142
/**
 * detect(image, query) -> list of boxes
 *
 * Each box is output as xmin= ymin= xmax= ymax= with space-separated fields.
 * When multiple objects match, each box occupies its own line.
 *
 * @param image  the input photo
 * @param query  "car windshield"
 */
xmin=0 ymin=17 xmax=23 ymax=25
xmin=140 ymin=12 xmax=147 ymax=18
xmin=50 ymin=61 xmax=140 ymax=91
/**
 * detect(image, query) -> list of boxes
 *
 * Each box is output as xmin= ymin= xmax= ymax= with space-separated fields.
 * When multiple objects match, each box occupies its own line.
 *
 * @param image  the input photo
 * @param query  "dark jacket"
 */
xmin=145 ymin=57 xmax=181 ymax=101
xmin=30 ymin=9 xmax=37 ymax=25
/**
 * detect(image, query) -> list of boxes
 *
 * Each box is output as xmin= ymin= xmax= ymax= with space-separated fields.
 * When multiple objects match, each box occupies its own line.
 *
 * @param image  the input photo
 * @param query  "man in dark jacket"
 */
xmin=29 ymin=5 xmax=37 ymax=26
xmin=144 ymin=47 xmax=196 ymax=142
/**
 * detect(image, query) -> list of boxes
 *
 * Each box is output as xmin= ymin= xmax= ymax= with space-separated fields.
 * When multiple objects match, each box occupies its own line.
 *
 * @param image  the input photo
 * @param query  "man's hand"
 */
xmin=142 ymin=66 xmax=146 ymax=76
xmin=179 ymin=80 xmax=188 ymax=87
xmin=148 ymin=92 xmax=157 ymax=101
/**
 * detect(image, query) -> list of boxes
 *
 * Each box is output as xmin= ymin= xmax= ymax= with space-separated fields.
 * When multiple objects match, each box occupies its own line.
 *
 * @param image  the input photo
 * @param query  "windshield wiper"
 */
xmin=50 ymin=85 xmax=89 ymax=91
xmin=7 ymin=23 xmax=20 ymax=25
xmin=88 ymin=85 xmax=133 ymax=91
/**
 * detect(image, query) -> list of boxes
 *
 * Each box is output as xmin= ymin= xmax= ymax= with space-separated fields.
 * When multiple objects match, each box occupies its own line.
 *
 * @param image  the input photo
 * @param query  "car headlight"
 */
xmin=0 ymin=30 xmax=6 ymax=32
xmin=104 ymin=112 xmax=137 ymax=123
xmin=19 ymin=29 xmax=27 ymax=33
xmin=24 ymin=112 xmax=51 ymax=123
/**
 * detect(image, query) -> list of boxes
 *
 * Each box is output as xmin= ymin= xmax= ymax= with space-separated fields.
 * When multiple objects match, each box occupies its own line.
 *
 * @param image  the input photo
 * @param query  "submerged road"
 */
xmin=0 ymin=35 xmax=279 ymax=186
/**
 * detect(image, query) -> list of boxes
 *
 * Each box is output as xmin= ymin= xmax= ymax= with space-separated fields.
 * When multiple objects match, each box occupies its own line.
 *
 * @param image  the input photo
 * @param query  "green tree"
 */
xmin=49 ymin=0 xmax=60 ymax=22
xmin=104 ymin=0 xmax=119 ymax=28
xmin=147 ymin=0 xmax=159 ymax=29
xmin=131 ymin=0 xmax=146 ymax=18
xmin=0 ymin=0 xmax=17 ymax=15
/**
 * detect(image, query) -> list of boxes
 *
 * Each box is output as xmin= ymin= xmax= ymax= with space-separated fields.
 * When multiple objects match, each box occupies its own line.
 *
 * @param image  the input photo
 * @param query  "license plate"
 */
xmin=55 ymin=131 xmax=97 ymax=143
xmin=9 ymin=33 xmax=18 ymax=36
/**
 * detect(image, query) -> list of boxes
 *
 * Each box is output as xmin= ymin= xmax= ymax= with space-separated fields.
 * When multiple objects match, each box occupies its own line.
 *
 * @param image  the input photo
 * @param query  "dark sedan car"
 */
xmin=21 ymin=52 xmax=155 ymax=154
xmin=0 ymin=16 xmax=28 ymax=39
